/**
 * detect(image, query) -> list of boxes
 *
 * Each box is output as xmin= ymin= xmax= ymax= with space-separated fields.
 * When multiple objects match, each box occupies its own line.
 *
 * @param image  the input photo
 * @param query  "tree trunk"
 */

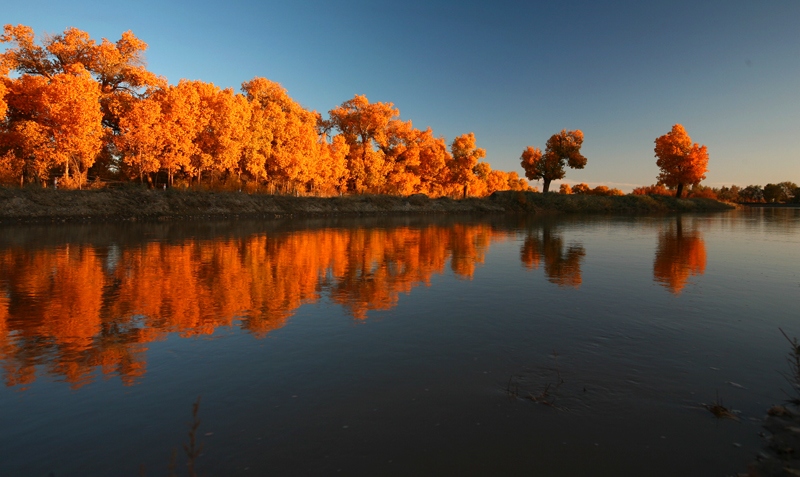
xmin=543 ymin=179 xmax=552 ymax=193
xmin=675 ymin=183 xmax=684 ymax=198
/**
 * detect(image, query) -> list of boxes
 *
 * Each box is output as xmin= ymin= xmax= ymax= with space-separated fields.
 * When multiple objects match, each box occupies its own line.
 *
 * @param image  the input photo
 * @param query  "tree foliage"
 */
xmin=520 ymin=130 xmax=586 ymax=193
xmin=0 ymin=23 xmax=534 ymax=195
xmin=653 ymin=124 xmax=708 ymax=198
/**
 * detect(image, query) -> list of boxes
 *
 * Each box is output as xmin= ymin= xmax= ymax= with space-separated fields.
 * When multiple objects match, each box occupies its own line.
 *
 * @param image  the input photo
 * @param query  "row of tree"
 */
xmin=0 ymin=24 xmax=531 ymax=196
xmin=517 ymin=124 xmax=712 ymax=199
xmin=632 ymin=181 xmax=799 ymax=203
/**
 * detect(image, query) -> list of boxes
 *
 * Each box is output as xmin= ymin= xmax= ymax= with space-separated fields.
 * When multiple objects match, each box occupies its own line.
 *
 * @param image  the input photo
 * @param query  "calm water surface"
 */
xmin=1 ymin=209 xmax=798 ymax=476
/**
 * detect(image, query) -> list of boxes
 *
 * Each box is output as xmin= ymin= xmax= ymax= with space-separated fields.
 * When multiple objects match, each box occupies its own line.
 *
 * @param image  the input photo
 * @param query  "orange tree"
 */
xmin=520 ymin=129 xmax=586 ymax=193
xmin=653 ymin=124 xmax=708 ymax=198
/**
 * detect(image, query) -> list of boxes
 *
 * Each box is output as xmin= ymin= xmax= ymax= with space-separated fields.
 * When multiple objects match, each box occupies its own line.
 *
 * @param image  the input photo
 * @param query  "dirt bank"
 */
xmin=0 ymin=188 xmax=735 ymax=224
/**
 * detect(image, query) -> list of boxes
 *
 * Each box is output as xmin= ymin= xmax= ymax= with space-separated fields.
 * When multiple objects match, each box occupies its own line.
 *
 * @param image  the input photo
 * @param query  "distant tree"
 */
xmin=686 ymin=184 xmax=717 ymax=199
xmin=559 ymin=183 xmax=572 ymax=194
xmin=520 ymin=129 xmax=587 ymax=193
xmin=653 ymin=124 xmax=708 ymax=198
xmin=572 ymin=183 xmax=591 ymax=194
xmin=713 ymin=185 xmax=741 ymax=202
xmin=590 ymin=185 xmax=624 ymax=196
xmin=739 ymin=185 xmax=764 ymax=203
xmin=762 ymin=183 xmax=783 ymax=203
xmin=632 ymin=184 xmax=673 ymax=196
xmin=781 ymin=182 xmax=799 ymax=202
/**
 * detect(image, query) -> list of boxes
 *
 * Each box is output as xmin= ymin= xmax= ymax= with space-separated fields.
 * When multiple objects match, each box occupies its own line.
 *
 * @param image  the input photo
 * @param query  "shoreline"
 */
xmin=0 ymin=188 xmax=736 ymax=225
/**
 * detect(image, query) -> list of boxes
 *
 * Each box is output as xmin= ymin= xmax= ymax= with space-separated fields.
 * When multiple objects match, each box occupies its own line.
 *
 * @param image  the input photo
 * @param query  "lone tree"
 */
xmin=520 ymin=129 xmax=587 ymax=193
xmin=653 ymin=124 xmax=708 ymax=198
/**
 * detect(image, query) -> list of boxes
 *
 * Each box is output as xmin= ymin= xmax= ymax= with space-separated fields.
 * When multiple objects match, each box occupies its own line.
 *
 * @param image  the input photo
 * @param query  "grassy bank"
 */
xmin=0 ymin=187 xmax=735 ymax=224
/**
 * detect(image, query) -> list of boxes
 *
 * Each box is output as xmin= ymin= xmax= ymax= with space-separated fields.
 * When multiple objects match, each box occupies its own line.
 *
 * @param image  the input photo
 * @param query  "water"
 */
xmin=1 ymin=209 xmax=798 ymax=476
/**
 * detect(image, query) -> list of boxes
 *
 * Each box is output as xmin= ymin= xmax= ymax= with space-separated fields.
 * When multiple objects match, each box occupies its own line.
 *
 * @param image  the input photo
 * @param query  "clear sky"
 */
xmin=4 ymin=0 xmax=799 ymax=191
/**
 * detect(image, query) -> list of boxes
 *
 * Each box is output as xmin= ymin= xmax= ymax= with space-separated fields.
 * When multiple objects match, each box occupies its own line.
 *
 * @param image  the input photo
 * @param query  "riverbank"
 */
xmin=0 ymin=188 xmax=735 ymax=224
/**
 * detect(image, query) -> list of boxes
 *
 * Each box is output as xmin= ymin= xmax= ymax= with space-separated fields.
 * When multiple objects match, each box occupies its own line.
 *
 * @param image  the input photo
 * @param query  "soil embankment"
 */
xmin=0 ymin=188 xmax=735 ymax=224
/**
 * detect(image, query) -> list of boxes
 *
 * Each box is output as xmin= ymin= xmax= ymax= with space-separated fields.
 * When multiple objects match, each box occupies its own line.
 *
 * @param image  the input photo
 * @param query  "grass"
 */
xmin=780 ymin=327 xmax=800 ymax=405
xmin=703 ymin=391 xmax=739 ymax=421
xmin=138 ymin=396 xmax=204 ymax=477
xmin=0 ymin=187 xmax=735 ymax=224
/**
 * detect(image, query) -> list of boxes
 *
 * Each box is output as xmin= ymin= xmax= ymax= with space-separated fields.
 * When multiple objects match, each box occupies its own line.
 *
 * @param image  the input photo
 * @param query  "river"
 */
xmin=1 ymin=209 xmax=798 ymax=476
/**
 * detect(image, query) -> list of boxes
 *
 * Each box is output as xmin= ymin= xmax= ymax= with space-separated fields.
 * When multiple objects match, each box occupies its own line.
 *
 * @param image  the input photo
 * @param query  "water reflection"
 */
xmin=0 ymin=222 xmax=504 ymax=388
xmin=520 ymin=224 xmax=586 ymax=288
xmin=653 ymin=216 xmax=707 ymax=294
xmin=0 ymin=215 xmax=720 ymax=390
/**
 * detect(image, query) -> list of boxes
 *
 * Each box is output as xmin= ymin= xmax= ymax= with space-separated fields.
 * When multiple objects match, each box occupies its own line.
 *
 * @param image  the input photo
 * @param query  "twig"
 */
xmin=183 ymin=396 xmax=203 ymax=477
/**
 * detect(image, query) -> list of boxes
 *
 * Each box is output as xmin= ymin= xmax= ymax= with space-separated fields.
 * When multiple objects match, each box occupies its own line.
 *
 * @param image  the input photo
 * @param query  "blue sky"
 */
xmin=4 ymin=0 xmax=799 ymax=191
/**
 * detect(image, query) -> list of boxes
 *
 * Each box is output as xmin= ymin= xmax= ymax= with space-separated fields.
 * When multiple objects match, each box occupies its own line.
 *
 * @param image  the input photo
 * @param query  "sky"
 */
xmin=4 ymin=0 xmax=799 ymax=191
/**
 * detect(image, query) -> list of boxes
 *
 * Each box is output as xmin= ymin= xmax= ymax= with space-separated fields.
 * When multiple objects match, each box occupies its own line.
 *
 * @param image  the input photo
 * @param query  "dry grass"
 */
xmin=704 ymin=391 xmax=740 ymax=421
xmin=0 ymin=187 xmax=736 ymax=224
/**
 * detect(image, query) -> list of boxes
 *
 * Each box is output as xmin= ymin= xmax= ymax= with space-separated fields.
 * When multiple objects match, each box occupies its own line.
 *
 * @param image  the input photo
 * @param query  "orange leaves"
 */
xmin=654 ymin=124 xmax=709 ymax=198
xmin=41 ymin=65 xmax=104 ymax=185
xmin=1 ymin=24 xmax=158 ymax=186
xmin=2 ymin=65 xmax=102 ymax=187
xmin=520 ymin=146 xmax=543 ymax=181
xmin=520 ymin=130 xmax=586 ymax=193
xmin=449 ymin=132 xmax=486 ymax=187
xmin=115 ymin=95 xmax=164 ymax=180
xmin=0 ymin=24 xmax=531 ymax=195
xmin=242 ymin=77 xmax=320 ymax=191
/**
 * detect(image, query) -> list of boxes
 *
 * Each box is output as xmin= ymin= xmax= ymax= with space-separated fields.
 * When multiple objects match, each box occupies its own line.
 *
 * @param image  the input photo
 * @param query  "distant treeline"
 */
xmin=0 ymin=25 xmax=532 ymax=197
xmin=631 ymin=182 xmax=800 ymax=203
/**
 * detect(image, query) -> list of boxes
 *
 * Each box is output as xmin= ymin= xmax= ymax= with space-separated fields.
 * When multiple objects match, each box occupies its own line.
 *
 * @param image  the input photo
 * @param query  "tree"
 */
xmin=448 ymin=132 xmax=485 ymax=198
xmin=520 ymin=129 xmax=586 ymax=193
xmin=115 ymin=94 xmax=164 ymax=183
xmin=572 ymin=183 xmax=591 ymax=194
xmin=763 ymin=182 xmax=798 ymax=203
xmin=653 ymin=124 xmax=708 ymax=198
xmin=2 ymin=64 xmax=103 ymax=188
xmin=739 ymin=185 xmax=764 ymax=203
xmin=325 ymin=94 xmax=398 ymax=193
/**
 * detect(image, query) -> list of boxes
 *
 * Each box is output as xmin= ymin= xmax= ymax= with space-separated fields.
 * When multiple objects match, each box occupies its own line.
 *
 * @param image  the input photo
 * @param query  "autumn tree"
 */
xmin=242 ymin=77 xmax=321 ymax=193
xmin=520 ymin=129 xmax=587 ymax=193
xmin=2 ymin=64 xmax=103 ymax=187
xmin=115 ymin=94 xmax=164 ymax=182
xmin=572 ymin=183 xmax=591 ymax=194
xmin=653 ymin=124 xmax=708 ymax=198
xmin=449 ymin=132 xmax=486 ymax=198
xmin=412 ymin=129 xmax=451 ymax=196
xmin=325 ymin=95 xmax=399 ymax=193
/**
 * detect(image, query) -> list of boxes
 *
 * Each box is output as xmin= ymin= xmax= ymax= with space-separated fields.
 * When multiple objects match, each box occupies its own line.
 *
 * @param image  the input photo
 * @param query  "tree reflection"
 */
xmin=521 ymin=225 xmax=585 ymax=288
xmin=0 ymin=223 xmax=505 ymax=389
xmin=653 ymin=217 xmax=706 ymax=294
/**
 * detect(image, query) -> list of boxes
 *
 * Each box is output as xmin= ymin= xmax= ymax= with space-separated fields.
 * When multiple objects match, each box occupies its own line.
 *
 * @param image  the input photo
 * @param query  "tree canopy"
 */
xmin=520 ymin=129 xmax=587 ymax=193
xmin=0 ymin=24 xmax=531 ymax=196
xmin=653 ymin=124 xmax=708 ymax=198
